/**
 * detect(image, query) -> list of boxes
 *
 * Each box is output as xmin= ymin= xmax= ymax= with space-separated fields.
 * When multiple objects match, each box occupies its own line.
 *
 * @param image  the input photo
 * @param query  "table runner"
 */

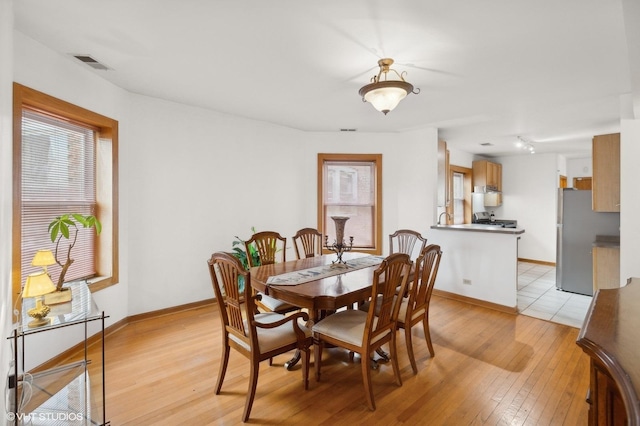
xmin=266 ymin=255 xmax=386 ymax=286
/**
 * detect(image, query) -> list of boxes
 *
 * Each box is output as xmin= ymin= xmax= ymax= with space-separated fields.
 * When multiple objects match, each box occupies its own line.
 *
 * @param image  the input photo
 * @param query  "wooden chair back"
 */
xmin=208 ymin=252 xmax=254 ymax=347
xmin=408 ymin=244 xmax=442 ymax=317
xmin=399 ymin=244 xmax=442 ymax=372
xmin=244 ymin=231 xmax=286 ymax=267
xmin=366 ymin=253 xmax=412 ymax=346
xmin=389 ymin=229 xmax=427 ymax=259
xmin=293 ymin=228 xmax=323 ymax=259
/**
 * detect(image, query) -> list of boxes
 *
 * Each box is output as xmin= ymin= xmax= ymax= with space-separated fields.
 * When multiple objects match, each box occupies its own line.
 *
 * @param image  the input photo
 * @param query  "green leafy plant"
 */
xmin=231 ymin=226 xmax=260 ymax=270
xmin=48 ymin=213 xmax=102 ymax=290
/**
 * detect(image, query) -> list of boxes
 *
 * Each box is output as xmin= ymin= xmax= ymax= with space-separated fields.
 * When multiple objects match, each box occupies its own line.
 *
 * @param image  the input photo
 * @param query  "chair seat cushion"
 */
xmin=397 ymin=299 xmax=426 ymax=325
xmin=258 ymin=293 xmax=297 ymax=312
xmin=312 ymin=309 xmax=387 ymax=348
xmin=360 ymin=294 xmax=398 ymax=316
xmin=230 ymin=312 xmax=311 ymax=353
xmin=361 ymin=297 xmax=425 ymax=325
xmin=312 ymin=310 xmax=367 ymax=346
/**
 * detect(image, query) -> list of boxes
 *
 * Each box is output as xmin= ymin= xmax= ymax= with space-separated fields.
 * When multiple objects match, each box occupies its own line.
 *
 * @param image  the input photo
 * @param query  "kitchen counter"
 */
xmin=592 ymin=235 xmax=620 ymax=248
xmin=427 ymin=224 xmax=525 ymax=311
xmin=431 ymin=224 xmax=525 ymax=235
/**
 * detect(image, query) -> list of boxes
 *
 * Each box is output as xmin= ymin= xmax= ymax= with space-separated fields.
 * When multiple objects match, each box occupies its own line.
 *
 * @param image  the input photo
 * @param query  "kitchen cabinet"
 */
xmin=472 ymin=160 xmax=502 ymax=191
xmin=592 ymin=133 xmax=620 ymax=212
xmin=593 ymin=243 xmax=620 ymax=293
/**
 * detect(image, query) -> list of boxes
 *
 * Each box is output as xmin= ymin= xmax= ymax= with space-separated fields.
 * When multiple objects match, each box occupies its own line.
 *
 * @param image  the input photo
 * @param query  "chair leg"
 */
xmin=423 ymin=316 xmax=435 ymax=357
xmin=302 ymin=346 xmax=310 ymax=390
xmin=390 ymin=333 xmax=403 ymax=387
xmin=215 ymin=342 xmax=230 ymax=394
xmin=405 ymin=326 xmax=418 ymax=375
xmin=361 ymin=351 xmax=376 ymax=411
xmin=242 ymin=359 xmax=260 ymax=423
xmin=314 ymin=340 xmax=323 ymax=382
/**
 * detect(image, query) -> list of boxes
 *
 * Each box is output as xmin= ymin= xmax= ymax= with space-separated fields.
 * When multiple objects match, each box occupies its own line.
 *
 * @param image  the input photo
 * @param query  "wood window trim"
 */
xmin=447 ymin=165 xmax=473 ymax=224
xmin=317 ymin=153 xmax=382 ymax=255
xmin=12 ymin=83 xmax=119 ymax=307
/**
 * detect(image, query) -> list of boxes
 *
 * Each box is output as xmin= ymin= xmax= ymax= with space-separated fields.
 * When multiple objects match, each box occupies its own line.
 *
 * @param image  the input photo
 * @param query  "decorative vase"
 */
xmin=325 ymin=216 xmax=354 ymax=266
xmin=331 ymin=216 xmax=350 ymax=246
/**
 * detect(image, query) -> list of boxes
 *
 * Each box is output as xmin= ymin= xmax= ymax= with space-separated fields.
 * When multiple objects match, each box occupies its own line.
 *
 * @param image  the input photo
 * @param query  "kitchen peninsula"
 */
xmin=427 ymin=224 xmax=525 ymax=312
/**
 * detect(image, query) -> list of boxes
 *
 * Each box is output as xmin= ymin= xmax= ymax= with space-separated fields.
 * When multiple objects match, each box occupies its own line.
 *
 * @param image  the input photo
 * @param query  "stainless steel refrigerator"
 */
xmin=556 ymin=188 xmax=620 ymax=296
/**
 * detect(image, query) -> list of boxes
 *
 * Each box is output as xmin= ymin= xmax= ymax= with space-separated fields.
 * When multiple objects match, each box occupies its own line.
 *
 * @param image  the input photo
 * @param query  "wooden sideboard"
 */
xmin=577 ymin=278 xmax=640 ymax=425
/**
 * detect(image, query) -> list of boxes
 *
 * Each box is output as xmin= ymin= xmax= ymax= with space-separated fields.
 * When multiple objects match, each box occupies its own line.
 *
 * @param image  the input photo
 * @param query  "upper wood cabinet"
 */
xmin=592 ymin=133 xmax=620 ymax=212
xmin=472 ymin=160 xmax=502 ymax=191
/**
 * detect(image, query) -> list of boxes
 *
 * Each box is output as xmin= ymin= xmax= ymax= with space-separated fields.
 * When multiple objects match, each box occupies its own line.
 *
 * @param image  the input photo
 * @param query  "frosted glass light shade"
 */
xmin=363 ymin=87 xmax=409 ymax=114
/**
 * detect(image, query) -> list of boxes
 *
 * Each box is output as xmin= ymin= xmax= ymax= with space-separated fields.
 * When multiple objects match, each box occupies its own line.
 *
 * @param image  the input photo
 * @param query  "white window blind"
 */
xmin=323 ymin=161 xmax=375 ymax=248
xmin=21 ymin=109 xmax=98 ymax=286
xmin=453 ymin=171 xmax=464 ymax=224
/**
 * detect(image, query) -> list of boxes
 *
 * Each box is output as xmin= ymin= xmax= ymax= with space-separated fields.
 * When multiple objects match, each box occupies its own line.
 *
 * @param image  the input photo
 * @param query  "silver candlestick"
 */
xmin=324 ymin=216 xmax=354 ymax=267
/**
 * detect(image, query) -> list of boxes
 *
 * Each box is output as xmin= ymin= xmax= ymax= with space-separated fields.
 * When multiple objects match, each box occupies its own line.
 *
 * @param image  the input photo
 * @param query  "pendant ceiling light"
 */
xmin=359 ymin=58 xmax=420 ymax=115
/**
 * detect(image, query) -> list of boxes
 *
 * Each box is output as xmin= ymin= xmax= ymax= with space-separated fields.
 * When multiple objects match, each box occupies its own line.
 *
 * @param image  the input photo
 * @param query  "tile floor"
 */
xmin=517 ymin=261 xmax=592 ymax=328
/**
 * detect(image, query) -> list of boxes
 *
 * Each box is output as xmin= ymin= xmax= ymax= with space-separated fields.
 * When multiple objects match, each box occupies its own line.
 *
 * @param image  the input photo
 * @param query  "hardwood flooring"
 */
xmin=82 ymin=295 xmax=590 ymax=425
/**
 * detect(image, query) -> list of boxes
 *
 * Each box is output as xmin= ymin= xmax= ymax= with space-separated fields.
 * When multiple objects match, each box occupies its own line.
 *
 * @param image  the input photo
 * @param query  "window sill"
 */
xmin=86 ymin=276 xmax=117 ymax=293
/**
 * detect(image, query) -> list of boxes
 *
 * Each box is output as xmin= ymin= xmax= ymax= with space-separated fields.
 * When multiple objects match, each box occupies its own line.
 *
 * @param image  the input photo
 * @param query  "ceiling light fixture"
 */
xmin=515 ymin=136 xmax=536 ymax=154
xmin=359 ymin=58 xmax=420 ymax=115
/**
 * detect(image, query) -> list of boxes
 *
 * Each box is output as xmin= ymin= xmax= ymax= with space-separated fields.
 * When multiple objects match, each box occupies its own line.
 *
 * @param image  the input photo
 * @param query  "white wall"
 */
xmin=448 ymin=146 xmax=475 ymax=169
xmin=125 ymin=93 xmax=438 ymax=314
xmin=620 ymin=118 xmax=640 ymax=283
xmin=566 ymin=157 xmax=592 ymax=188
xmin=557 ymin=155 xmax=567 ymax=182
xmin=496 ymin=154 xmax=558 ymax=262
xmin=0 ymin=0 xmax=13 ymax=416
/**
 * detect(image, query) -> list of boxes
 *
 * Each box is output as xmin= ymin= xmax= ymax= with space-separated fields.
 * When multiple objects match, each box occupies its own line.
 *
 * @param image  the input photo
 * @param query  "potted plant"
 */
xmin=45 ymin=213 xmax=102 ymax=303
xmin=231 ymin=227 xmax=260 ymax=270
xmin=231 ymin=227 xmax=260 ymax=293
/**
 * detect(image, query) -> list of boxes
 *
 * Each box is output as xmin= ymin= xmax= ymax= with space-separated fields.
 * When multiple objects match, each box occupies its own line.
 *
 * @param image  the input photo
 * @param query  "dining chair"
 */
xmin=389 ymin=229 xmax=427 ymax=260
xmin=207 ymin=252 xmax=312 ymax=423
xmin=359 ymin=245 xmax=442 ymax=372
xmin=292 ymin=227 xmax=323 ymax=259
xmin=312 ymin=252 xmax=412 ymax=411
xmin=244 ymin=231 xmax=298 ymax=314
xmin=397 ymin=244 xmax=442 ymax=374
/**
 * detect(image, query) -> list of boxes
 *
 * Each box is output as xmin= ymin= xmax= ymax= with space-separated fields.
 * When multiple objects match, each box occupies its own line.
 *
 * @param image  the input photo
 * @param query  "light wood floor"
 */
xmin=82 ymin=295 xmax=590 ymax=425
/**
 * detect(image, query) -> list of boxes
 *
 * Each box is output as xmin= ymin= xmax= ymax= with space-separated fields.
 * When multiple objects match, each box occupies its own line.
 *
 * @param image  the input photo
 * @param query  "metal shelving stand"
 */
xmin=7 ymin=281 xmax=109 ymax=425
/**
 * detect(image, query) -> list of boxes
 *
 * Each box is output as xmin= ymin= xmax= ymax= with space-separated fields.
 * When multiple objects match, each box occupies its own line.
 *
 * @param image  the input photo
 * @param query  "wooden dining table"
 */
xmin=250 ymin=252 xmax=384 ymax=324
xmin=250 ymin=252 xmax=387 ymax=369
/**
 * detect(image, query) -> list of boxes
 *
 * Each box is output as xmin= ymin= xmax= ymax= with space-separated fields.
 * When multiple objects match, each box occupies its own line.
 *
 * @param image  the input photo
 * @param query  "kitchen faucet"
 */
xmin=437 ymin=212 xmax=452 ymax=225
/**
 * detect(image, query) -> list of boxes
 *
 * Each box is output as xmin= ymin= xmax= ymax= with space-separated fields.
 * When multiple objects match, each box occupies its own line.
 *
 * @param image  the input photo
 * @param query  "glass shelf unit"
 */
xmin=7 ymin=281 xmax=109 ymax=425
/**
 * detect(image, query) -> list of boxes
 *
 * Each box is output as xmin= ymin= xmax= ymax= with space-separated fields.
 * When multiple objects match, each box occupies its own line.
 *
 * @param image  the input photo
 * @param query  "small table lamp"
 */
xmin=32 ymin=250 xmax=56 ymax=275
xmin=23 ymin=271 xmax=57 ymax=328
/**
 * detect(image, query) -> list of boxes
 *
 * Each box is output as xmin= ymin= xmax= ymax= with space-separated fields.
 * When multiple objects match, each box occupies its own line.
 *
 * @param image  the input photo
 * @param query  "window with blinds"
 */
xmin=452 ymin=171 xmax=465 ymax=224
xmin=318 ymin=153 xmax=382 ymax=254
xmin=21 ymin=108 xmax=98 ymax=285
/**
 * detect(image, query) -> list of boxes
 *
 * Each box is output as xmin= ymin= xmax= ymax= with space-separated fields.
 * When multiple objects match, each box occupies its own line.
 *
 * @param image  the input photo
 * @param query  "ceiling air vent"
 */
xmin=340 ymin=128 xmax=357 ymax=132
xmin=72 ymin=54 xmax=111 ymax=71
xmin=480 ymin=142 xmax=493 ymax=146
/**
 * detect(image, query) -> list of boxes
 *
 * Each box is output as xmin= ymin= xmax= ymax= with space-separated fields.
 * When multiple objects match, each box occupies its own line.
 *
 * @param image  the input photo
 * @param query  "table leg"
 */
xmin=284 ymin=351 xmax=302 ymax=370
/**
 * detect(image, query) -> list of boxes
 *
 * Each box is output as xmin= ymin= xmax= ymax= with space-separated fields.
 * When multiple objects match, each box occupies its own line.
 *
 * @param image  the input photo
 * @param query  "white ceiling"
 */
xmin=13 ymin=0 xmax=640 ymax=158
